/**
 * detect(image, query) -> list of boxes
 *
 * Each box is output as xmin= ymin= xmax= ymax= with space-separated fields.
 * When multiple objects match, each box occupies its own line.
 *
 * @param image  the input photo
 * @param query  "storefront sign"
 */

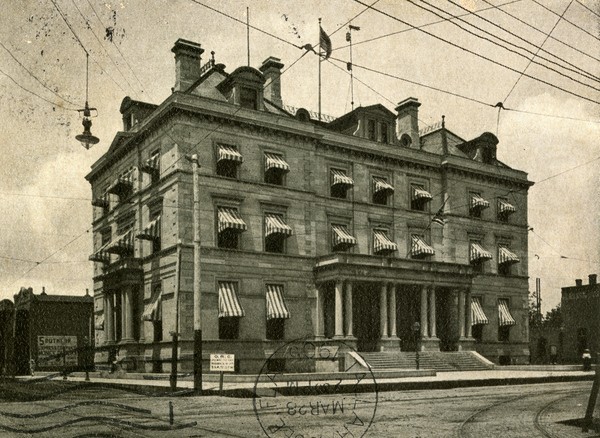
xmin=37 ymin=336 xmax=78 ymax=367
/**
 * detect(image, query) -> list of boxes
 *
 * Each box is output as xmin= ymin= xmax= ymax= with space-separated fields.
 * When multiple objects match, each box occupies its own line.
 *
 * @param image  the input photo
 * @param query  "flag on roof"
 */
xmin=320 ymin=26 xmax=332 ymax=59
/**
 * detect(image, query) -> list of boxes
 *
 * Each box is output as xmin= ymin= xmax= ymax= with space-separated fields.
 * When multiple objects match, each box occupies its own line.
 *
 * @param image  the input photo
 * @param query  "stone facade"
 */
xmin=86 ymin=38 xmax=532 ymax=373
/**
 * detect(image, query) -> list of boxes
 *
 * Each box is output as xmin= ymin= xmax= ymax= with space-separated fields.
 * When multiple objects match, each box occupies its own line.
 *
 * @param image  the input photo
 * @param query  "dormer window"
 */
xmin=240 ymin=87 xmax=258 ymax=110
xmin=367 ymin=119 xmax=376 ymax=141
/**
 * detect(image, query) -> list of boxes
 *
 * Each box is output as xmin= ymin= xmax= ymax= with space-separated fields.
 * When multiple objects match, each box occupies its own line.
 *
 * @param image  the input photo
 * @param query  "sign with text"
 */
xmin=210 ymin=353 xmax=235 ymax=372
xmin=37 ymin=336 xmax=78 ymax=367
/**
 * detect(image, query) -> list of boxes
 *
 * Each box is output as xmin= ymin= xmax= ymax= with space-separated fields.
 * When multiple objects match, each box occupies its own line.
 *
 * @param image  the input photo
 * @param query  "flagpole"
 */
xmin=318 ymin=17 xmax=322 ymax=122
xmin=348 ymin=26 xmax=354 ymax=111
xmin=246 ymin=7 xmax=250 ymax=66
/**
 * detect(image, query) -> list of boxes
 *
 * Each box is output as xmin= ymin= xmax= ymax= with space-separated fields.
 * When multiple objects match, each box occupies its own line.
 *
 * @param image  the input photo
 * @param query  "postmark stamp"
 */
xmin=252 ymin=337 xmax=378 ymax=438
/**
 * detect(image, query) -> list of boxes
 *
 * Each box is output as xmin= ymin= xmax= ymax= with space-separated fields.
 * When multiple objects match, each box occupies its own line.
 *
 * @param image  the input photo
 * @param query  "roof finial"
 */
xmin=442 ymin=115 xmax=445 ymax=129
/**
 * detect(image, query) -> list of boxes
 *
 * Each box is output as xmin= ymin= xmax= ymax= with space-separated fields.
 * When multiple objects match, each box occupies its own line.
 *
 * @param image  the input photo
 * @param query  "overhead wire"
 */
xmin=480 ymin=0 xmax=600 ymax=63
xmin=0 ymin=41 xmax=80 ymax=108
xmin=49 ymin=0 xmax=129 ymax=96
xmin=83 ymin=0 xmax=147 ymax=95
xmin=333 ymin=0 xmax=525 ymax=52
xmin=531 ymin=0 xmax=600 ymax=43
xmin=351 ymin=0 xmax=600 ymax=105
xmin=576 ymin=0 xmax=600 ymax=19
xmin=410 ymin=0 xmax=600 ymax=92
xmin=502 ymin=0 xmax=578 ymax=103
xmin=68 ymin=0 xmax=141 ymax=98
xmin=444 ymin=0 xmax=599 ymax=83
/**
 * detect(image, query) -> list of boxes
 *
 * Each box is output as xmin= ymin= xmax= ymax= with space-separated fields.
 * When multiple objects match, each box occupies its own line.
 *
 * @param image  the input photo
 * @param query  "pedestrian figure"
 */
xmin=583 ymin=349 xmax=592 ymax=371
xmin=549 ymin=345 xmax=558 ymax=365
xmin=29 ymin=358 xmax=35 ymax=376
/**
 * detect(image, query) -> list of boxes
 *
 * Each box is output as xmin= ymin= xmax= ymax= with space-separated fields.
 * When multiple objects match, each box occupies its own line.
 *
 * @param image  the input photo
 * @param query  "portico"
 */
xmin=314 ymin=253 xmax=476 ymax=352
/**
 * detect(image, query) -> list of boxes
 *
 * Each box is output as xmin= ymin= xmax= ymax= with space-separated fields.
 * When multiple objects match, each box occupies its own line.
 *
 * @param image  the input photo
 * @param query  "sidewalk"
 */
xmin=17 ymin=366 xmax=596 ymax=396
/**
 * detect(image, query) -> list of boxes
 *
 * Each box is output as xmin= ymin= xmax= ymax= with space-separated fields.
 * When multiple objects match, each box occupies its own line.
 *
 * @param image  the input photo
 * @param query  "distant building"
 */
xmin=0 ymin=299 xmax=14 ymax=375
xmin=12 ymin=287 xmax=93 ymax=375
xmin=562 ymin=274 xmax=599 ymax=363
xmin=86 ymin=39 xmax=532 ymax=373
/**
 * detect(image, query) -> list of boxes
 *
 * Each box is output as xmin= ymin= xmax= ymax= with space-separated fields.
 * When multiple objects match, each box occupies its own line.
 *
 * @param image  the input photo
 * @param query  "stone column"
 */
xmin=465 ymin=288 xmax=473 ymax=338
xmin=345 ymin=281 xmax=354 ymax=338
xmin=429 ymin=287 xmax=437 ymax=338
xmin=315 ymin=284 xmax=325 ymax=338
xmin=120 ymin=290 xmax=127 ymax=342
xmin=389 ymin=284 xmax=397 ymax=338
xmin=124 ymin=287 xmax=134 ymax=341
xmin=380 ymin=283 xmax=389 ymax=339
xmin=420 ymin=285 xmax=428 ymax=338
xmin=105 ymin=292 xmax=114 ymax=343
xmin=458 ymin=289 xmax=466 ymax=339
xmin=334 ymin=280 xmax=344 ymax=338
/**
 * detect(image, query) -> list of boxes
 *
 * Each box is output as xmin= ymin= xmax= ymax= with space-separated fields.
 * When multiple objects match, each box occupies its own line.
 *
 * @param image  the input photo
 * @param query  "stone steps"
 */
xmin=359 ymin=351 xmax=493 ymax=372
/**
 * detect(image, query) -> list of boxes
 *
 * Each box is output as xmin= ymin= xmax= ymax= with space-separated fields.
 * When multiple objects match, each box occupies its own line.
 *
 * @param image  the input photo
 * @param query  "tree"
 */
xmin=543 ymin=303 xmax=562 ymax=329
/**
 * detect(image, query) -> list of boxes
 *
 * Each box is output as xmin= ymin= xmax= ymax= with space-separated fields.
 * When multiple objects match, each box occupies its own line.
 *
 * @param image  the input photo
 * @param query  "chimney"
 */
xmin=395 ymin=97 xmax=421 ymax=149
xmin=259 ymin=57 xmax=284 ymax=108
xmin=171 ymin=39 xmax=205 ymax=92
xmin=576 ymin=279 xmax=583 ymax=287
xmin=41 ymin=286 xmax=46 ymax=295
xmin=590 ymin=274 xmax=597 ymax=285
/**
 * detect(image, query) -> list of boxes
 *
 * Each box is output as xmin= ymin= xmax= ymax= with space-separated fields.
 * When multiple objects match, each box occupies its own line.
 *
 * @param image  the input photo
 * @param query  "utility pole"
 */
xmin=188 ymin=154 xmax=203 ymax=394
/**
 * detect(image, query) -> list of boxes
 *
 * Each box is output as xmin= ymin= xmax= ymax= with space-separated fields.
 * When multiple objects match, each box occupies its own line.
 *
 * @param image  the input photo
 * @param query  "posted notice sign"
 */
xmin=210 ymin=353 xmax=235 ymax=372
xmin=37 ymin=336 xmax=78 ymax=367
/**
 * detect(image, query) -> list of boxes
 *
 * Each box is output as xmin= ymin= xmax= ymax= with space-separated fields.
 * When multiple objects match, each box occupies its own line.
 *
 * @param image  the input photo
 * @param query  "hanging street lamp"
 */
xmin=76 ymin=53 xmax=99 ymax=149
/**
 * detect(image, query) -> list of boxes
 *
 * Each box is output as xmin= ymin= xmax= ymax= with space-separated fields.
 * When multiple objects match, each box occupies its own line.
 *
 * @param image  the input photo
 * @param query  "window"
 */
xmin=367 ymin=119 xmax=376 ymax=140
xmin=469 ymin=192 xmax=489 ymax=219
xmin=264 ymin=152 xmax=289 ymax=186
xmin=497 ymin=198 xmax=516 ymax=223
xmin=498 ymin=244 xmax=519 ymax=276
xmin=470 ymin=241 xmax=492 ymax=274
xmin=264 ymin=213 xmax=292 ymax=254
xmin=410 ymin=234 xmax=434 ymax=259
xmin=216 ymin=144 xmax=242 ymax=178
xmin=498 ymin=325 xmax=510 ymax=342
xmin=372 ymin=176 xmax=393 ymax=205
xmin=498 ymin=298 xmax=515 ymax=342
xmin=380 ymin=122 xmax=388 ymax=143
xmin=373 ymin=229 xmax=397 ymax=256
xmin=472 ymin=324 xmax=483 ymax=342
xmin=331 ymin=224 xmax=356 ymax=252
xmin=240 ymin=86 xmax=258 ymax=110
xmin=217 ymin=207 xmax=247 ymax=250
xmin=330 ymin=169 xmax=354 ymax=199
xmin=400 ymin=134 xmax=412 ymax=148
xmin=265 ymin=284 xmax=290 ymax=340
xmin=411 ymin=184 xmax=432 ymax=211
xmin=471 ymin=296 xmax=488 ymax=342
xmin=218 ymin=281 xmax=245 ymax=340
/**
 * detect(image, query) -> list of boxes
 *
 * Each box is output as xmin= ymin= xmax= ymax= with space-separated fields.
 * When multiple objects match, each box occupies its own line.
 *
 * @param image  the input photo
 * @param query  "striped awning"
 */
xmin=266 ymin=284 xmax=290 ymax=320
xmin=411 ymin=235 xmax=435 ymax=257
xmin=265 ymin=213 xmax=292 ymax=237
xmin=218 ymin=208 xmax=247 ymax=233
xmin=94 ymin=314 xmax=105 ymax=330
xmin=498 ymin=199 xmax=516 ymax=215
xmin=499 ymin=246 xmax=520 ymax=265
xmin=470 ymin=194 xmax=490 ymax=210
xmin=105 ymin=230 xmax=134 ymax=255
xmin=141 ymin=151 xmax=160 ymax=174
xmin=470 ymin=242 xmax=493 ymax=263
xmin=331 ymin=169 xmax=354 ymax=187
xmin=136 ymin=216 xmax=161 ymax=241
xmin=332 ymin=225 xmax=356 ymax=249
xmin=498 ymin=299 xmax=516 ymax=326
xmin=471 ymin=297 xmax=489 ymax=325
xmin=412 ymin=184 xmax=433 ymax=201
xmin=142 ymin=293 xmax=161 ymax=322
xmin=107 ymin=168 xmax=135 ymax=195
xmin=217 ymin=144 xmax=243 ymax=162
xmin=265 ymin=152 xmax=289 ymax=172
xmin=89 ymin=240 xmax=111 ymax=263
xmin=373 ymin=230 xmax=397 ymax=254
xmin=373 ymin=176 xmax=394 ymax=194
xmin=218 ymin=282 xmax=245 ymax=318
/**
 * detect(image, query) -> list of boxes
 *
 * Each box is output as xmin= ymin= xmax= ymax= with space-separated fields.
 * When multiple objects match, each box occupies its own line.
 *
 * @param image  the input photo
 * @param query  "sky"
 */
xmin=0 ymin=0 xmax=598 ymax=313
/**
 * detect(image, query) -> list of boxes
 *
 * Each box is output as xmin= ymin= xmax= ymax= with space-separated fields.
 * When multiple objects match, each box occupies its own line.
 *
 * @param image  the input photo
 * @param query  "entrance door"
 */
xmin=353 ymin=285 xmax=380 ymax=352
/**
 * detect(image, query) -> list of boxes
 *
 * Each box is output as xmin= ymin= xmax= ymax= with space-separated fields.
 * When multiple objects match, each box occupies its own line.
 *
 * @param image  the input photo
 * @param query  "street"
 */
xmin=0 ymin=380 xmax=597 ymax=437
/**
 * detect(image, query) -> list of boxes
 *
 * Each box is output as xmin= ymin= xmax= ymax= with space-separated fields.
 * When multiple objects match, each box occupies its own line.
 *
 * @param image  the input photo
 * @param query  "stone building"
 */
xmin=11 ymin=287 xmax=93 ymax=375
xmin=86 ymin=39 xmax=532 ymax=373
xmin=562 ymin=274 xmax=599 ymax=363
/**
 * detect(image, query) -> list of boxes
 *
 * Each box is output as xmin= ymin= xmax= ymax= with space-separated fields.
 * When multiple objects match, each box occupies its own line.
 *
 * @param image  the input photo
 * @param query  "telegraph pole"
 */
xmin=189 ymin=154 xmax=203 ymax=394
